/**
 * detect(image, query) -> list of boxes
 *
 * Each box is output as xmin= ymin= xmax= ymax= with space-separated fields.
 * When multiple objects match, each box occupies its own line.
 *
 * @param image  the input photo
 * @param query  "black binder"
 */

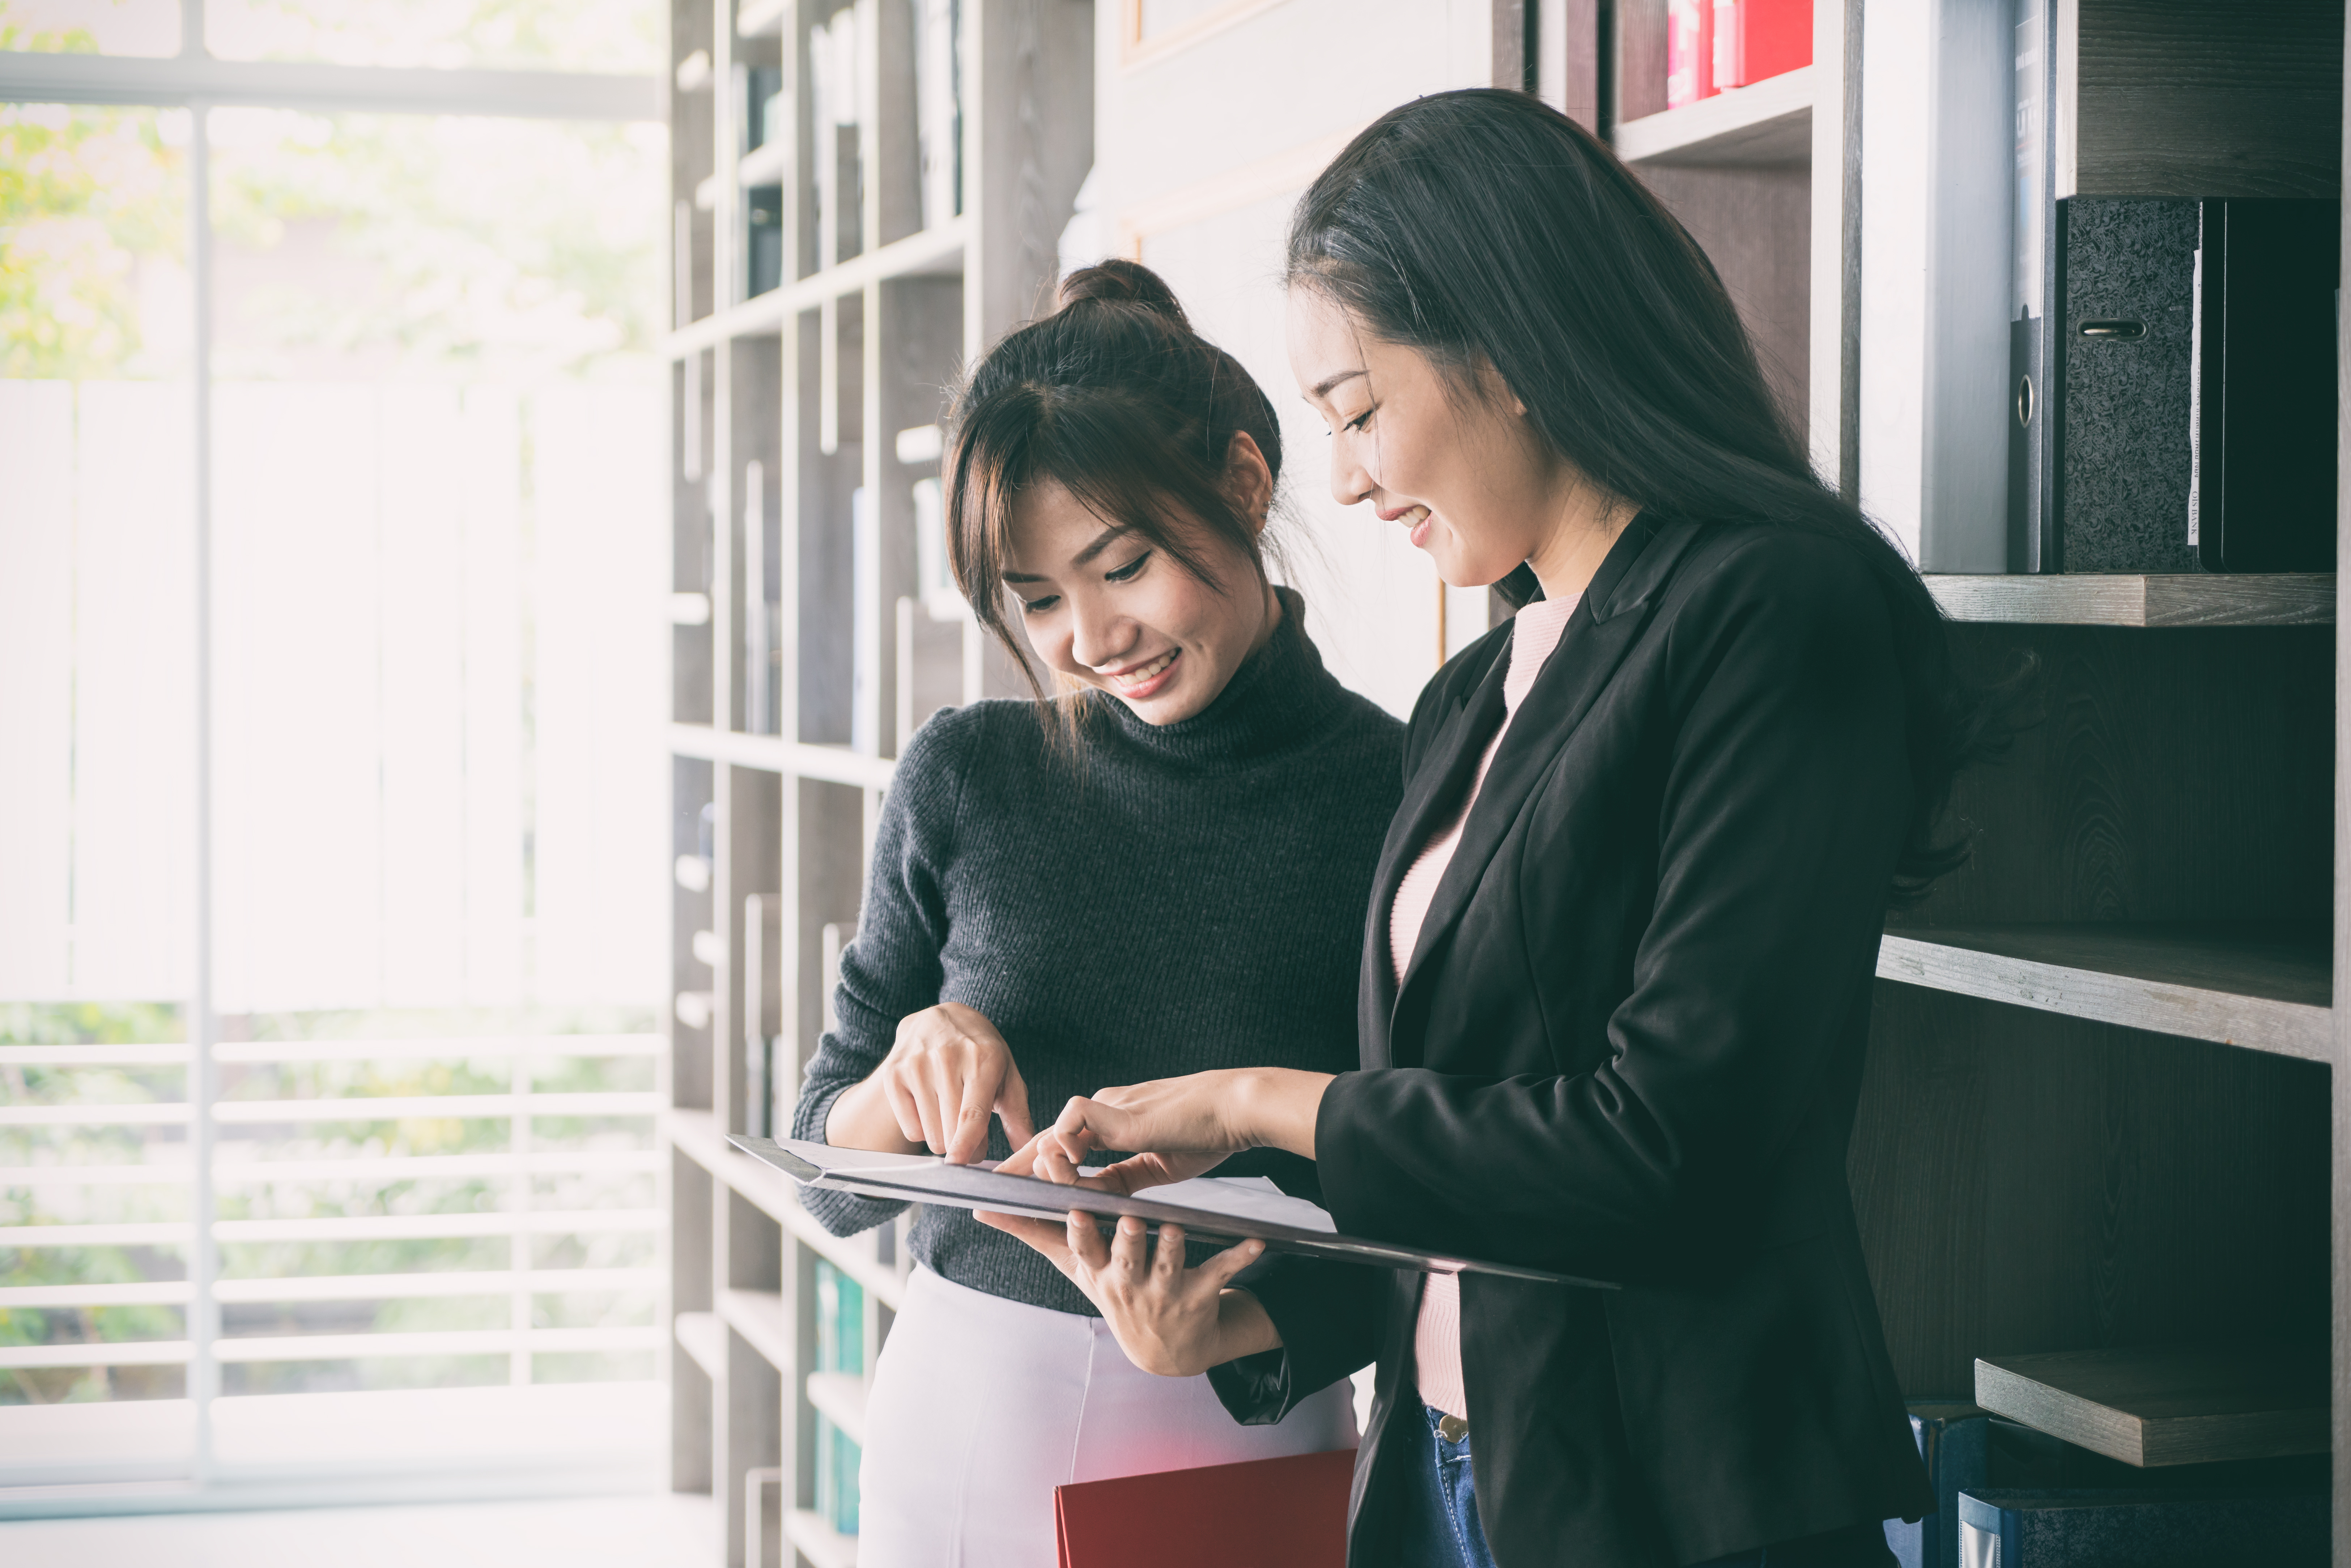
xmin=2012 ymin=197 xmax=2338 ymax=574
xmin=2192 ymin=200 xmax=2340 ymax=572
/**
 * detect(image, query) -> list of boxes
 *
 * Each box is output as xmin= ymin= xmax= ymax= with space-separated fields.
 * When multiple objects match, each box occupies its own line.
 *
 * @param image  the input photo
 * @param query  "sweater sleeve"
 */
xmin=788 ymin=707 xmax=975 ymax=1238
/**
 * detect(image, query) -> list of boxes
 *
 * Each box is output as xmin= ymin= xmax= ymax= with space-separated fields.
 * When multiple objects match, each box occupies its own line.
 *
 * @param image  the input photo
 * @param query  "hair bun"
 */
xmin=1054 ymin=258 xmax=1190 ymax=328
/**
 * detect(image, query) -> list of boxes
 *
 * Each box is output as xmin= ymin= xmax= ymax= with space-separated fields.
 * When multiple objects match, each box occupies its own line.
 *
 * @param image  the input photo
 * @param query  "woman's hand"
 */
xmin=823 ymin=1003 xmax=1034 ymax=1164
xmin=973 ymin=1208 xmax=1283 ymax=1376
xmin=1022 ymin=1067 xmax=1335 ymax=1180
xmin=993 ymin=1136 xmax=1227 ymax=1196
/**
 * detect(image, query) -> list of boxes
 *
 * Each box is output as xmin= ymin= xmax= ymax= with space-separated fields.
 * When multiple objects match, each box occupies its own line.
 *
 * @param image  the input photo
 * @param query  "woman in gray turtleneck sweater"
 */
xmin=789 ymin=259 xmax=1401 ymax=1567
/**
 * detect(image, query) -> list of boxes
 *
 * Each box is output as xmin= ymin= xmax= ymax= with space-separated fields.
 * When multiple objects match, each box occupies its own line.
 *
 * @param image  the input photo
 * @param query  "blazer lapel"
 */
xmin=1391 ymin=516 xmax=1702 ymax=1021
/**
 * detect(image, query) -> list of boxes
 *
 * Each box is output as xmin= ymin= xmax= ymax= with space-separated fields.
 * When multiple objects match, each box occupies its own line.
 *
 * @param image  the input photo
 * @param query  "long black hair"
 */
xmin=1289 ymin=88 xmax=2006 ymax=893
xmin=944 ymin=258 xmax=1284 ymax=708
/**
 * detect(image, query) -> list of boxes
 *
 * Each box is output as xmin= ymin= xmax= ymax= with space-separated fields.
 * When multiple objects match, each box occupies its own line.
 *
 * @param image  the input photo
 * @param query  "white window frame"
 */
xmin=0 ymin=0 xmax=661 ymax=1502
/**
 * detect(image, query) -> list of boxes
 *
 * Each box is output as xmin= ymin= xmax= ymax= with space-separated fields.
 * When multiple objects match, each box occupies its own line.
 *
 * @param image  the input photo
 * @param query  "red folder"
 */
xmin=1054 ymin=1447 xmax=1357 ymax=1568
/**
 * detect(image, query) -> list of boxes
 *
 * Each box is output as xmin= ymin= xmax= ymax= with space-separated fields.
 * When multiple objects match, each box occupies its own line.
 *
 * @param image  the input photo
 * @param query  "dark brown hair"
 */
xmin=943 ymin=258 xmax=1284 ymax=704
xmin=1289 ymin=89 xmax=2015 ymax=896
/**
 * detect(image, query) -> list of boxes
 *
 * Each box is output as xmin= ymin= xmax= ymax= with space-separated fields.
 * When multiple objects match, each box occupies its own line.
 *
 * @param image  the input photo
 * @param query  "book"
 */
xmin=744 ymin=891 xmax=784 ymax=1138
xmin=814 ymin=1259 xmax=865 ymax=1533
xmin=1666 ymin=0 xmax=1713 ymax=107
xmin=850 ymin=487 xmax=879 ymax=755
xmin=815 ymin=1257 xmax=864 ymax=1374
xmin=730 ymin=1134 xmax=1619 ymax=1286
xmin=811 ymin=6 xmax=863 ymax=264
xmin=1955 ymin=1488 xmax=2325 ymax=1566
xmin=911 ymin=476 xmax=955 ymax=618
xmin=2046 ymin=198 xmax=2205 ymax=572
xmin=743 ymin=460 xmax=775 ymax=733
xmin=816 ymin=1416 xmax=861 ymax=1535
xmin=1883 ymin=1403 xmax=1989 ymax=1568
xmin=2190 ymin=199 xmax=2339 ymax=572
xmin=2006 ymin=0 xmax=2339 ymax=574
xmin=914 ymin=0 xmax=962 ymax=230
xmin=1710 ymin=0 xmax=1809 ymax=91
xmin=2007 ymin=0 xmax=2056 ymax=570
xmin=737 ymin=62 xmax=787 ymax=297
xmin=1055 ymin=1448 xmax=1354 ymax=1568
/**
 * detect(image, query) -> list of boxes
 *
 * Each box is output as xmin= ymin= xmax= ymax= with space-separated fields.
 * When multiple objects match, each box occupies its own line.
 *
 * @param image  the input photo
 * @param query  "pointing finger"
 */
xmin=995 ymin=1055 xmax=1036 ymax=1149
xmin=945 ymin=1041 xmax=998 ymax=1166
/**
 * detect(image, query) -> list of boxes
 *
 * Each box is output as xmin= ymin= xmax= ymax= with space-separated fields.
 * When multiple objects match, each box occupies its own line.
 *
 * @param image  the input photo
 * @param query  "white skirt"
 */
xmin=856 ymin=1264 xmax=1359 ymax=1568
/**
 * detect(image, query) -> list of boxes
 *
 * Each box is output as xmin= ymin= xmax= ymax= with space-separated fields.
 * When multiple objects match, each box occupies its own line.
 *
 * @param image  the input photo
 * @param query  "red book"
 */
xmin=1667 ymin=0 xmax=1714 ymax=107
xmin=1711 ymin=0 xmax=1812 ymax=90
xmin=1054 ymin=1447 xmax=1357 ymax=1568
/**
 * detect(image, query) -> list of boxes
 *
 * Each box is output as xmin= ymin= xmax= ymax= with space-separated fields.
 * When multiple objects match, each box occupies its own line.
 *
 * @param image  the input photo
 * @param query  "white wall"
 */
xmin=1858 ymin=0 xmax=2014 ymax=571
xmin=1085 ymin=0 xmax=1503 ymax=719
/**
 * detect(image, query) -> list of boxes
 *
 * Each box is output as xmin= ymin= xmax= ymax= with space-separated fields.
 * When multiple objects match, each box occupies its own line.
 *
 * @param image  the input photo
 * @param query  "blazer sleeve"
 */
xmin=1207 ymin=1253 xmax=1386 ymax=1424
xmin=787 ymin=708 xmax=974 ymax=1238
xmin=1314 ymin=537 xmax=1912 ymax=1280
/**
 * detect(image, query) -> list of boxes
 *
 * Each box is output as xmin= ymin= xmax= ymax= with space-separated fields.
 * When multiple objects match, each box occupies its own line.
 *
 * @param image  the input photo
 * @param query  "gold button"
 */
xmin=1437 ymin=1414 xmax=1470 ymax=1444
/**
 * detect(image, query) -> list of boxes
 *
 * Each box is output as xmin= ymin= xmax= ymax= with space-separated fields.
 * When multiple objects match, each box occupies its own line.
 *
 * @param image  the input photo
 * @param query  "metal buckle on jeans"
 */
xmin=1436 ymin=1413 xmax=1470 ymax=1444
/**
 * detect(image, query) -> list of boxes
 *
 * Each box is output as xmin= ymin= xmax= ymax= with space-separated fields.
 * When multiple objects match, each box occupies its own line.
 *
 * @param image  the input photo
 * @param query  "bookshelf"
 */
xmin=661 ymin=2 xmax=1091 ymax=1564
xmin=660 ymin=0 xmax=2346 ymax=1556
xmin=1611 ymin=62 xmax=1813 ymax=164
xmin=1600 ymin=0 xmax=2344 ymax=1534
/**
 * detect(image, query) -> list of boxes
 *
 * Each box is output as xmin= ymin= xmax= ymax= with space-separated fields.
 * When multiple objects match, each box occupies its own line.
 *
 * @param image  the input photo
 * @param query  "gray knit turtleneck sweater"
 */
xmin=791 ymin=591 xmax=1404 ymax=1316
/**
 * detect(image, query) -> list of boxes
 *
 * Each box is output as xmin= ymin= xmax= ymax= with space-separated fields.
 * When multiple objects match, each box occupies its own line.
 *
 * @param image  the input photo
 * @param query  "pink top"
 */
xmin=1388 ymin=592 xmax=1578 ymax=1420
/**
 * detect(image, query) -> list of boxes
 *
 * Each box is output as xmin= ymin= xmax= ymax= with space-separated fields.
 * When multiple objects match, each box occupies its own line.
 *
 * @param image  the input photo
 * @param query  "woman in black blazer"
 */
xmin=982 ymin=90 xmax=1998 ymax=1568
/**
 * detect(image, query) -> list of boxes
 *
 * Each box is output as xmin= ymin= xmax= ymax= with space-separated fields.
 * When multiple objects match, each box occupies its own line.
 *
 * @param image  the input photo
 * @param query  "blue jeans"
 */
xmin=1398 ymin=1405 xmax=1501 ymax=1568
xmin=1395 ymin=1403 xmax=1892 ymax=1567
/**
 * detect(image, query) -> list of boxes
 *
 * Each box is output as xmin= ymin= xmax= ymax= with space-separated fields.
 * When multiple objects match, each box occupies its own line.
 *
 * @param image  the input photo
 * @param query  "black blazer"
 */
xmin=1210 ymin=516 xmax=1934 ymax=1567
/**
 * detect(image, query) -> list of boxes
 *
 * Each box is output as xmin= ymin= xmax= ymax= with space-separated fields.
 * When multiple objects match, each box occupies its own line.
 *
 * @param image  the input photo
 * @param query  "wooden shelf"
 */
xmin=785 ymin=1510 xmax=858 ymax=1568
xmin=805 ymin=1371 xmax=868 ymax=1447
xmin=1875 ymin=923 xmax=2330 ymax=1061
xmin=668 ymin=725 xmax=897 ymax=791
xmin=1976 ymin=1344 xmax=2327 ymax=1467
xmin=720 ymin=1288 xmax=793 ymax=1372
xmin=1925 ymin=574 xmax=2336 ymax=627
xmin=1613 ymin=65 xmax=1814 ymax=166
xmin=674 ymin=1310 xmax=724 ymax=1379
xmin=662 ymin=220 xmax=969 ymax=358
xmin=667 ymin=1111 xmax=909 ymax=1311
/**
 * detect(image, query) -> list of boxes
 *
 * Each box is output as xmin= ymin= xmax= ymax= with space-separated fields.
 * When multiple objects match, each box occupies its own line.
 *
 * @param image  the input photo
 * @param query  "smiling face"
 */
xmin=1288 ymin=285 xmax=1574 ymax=590
xmin=1001 ymin=452 xmax=1278 ymax=726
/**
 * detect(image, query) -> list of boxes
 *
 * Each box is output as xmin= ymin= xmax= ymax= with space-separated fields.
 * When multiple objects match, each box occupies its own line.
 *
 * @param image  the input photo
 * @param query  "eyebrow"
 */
xmin=1000 ymin=523 xmax=1134 ymax=584
xmin=1310 ymin=369 xmax=1368 ymax=399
